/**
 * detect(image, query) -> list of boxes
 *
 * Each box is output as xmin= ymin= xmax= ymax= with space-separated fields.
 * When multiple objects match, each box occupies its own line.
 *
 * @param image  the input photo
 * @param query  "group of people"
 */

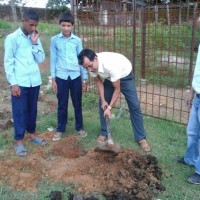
xmin=5 ymin=8 xmax=200 ymax=185
xmin=4 ymin=9 xmax=150 ymax=158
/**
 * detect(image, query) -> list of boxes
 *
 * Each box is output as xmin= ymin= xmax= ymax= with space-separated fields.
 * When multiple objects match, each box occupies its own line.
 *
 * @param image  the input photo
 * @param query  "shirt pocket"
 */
xmin=57 ymin=45 xmax=66 ymax=55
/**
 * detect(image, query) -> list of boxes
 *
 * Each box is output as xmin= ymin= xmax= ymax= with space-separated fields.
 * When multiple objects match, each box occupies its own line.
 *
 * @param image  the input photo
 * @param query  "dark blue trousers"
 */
xmin=99 ymin=72 xmax=146 ymax=142
xmin=12 ymin=86 xmax=40 ymax=140
xmin=56 ymin=76 xmax=83 ymax=132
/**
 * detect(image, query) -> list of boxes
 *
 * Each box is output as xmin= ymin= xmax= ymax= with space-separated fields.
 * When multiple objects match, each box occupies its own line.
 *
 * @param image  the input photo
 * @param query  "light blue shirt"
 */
xmin=4 ymin=27 xmax=45 ymax=87
xmin=50 ymin=32 xmax=88 ymax=81
xmin=193 ymin=44 xmax=200 ymax=93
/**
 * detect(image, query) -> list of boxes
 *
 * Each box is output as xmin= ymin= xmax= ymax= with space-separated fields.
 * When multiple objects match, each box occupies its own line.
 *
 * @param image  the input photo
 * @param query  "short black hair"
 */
xmin=23 ymin=9 xmax=39 ymax=21
xmin=78 ymin=49 xmax=97 ymax=65
xmin=59 ymin=12 xmax=74 ymax=25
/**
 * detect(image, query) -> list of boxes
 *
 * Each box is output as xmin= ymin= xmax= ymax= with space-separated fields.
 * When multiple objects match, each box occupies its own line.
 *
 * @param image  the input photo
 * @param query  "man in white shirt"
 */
xmin=176 ymin=45 xmax=200 ymax=184
xmin=78 ymin=48 xmax=151 ymax=152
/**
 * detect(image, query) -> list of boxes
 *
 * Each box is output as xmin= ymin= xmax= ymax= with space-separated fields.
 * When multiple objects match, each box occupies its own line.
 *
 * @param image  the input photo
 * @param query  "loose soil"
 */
xmin=0 ymin=56 xmax=165 ymax=199
xmin=0 ymin=30 xmax=191 ymax=199
xmin=0 ymin=133 xmax=165 ymax=200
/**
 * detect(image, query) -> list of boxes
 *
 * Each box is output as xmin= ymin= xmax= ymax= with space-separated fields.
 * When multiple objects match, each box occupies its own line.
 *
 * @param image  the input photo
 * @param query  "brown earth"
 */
xmin=0 ymin=57 xmax=165 ymax=199
xmin=0 ymin=133 xmax=165 ymax=200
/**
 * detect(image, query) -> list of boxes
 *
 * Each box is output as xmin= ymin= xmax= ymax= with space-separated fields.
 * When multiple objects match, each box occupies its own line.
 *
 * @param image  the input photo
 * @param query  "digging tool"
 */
xmin=95 ymin=116 xmax=121 ymax=154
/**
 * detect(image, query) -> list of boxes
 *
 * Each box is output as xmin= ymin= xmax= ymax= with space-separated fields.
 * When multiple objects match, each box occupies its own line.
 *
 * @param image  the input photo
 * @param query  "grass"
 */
xmin=0 ymin=19 xmax=198 ymax=88
xmin=0 ymin=182 xmax=76 ymax=200
xmin=145 ymin=64 xmax=190 ymax=88
xmin=0 ymin=92 xmax=199 ymax=200
xmin=0 ymin=19 xmax=199 ymax=199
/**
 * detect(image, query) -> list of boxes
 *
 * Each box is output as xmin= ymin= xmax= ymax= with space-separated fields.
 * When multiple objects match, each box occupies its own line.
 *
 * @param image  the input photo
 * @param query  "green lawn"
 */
xmin=0 ymin=91 xmax=199 ymax=200
xmin=0 ymin=19 xmax=199 ymax=200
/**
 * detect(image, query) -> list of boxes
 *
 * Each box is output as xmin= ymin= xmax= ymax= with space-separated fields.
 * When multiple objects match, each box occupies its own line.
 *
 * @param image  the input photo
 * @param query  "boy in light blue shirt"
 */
xmin=4 ymin=9 xmax=47 ymax=157
xmin=50 ymin=12 xmax=88 ymax=141
xmin=176 ymin=44 xmax=200 ymax=184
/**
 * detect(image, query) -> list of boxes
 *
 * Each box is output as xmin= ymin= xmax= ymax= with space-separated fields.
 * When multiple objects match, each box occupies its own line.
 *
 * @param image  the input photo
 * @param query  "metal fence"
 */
xmin=71 ymin=0 xmax=200 ymax=124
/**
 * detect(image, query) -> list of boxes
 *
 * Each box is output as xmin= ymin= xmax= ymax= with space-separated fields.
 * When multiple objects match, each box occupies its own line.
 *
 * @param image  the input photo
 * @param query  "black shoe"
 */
xmin=188 ymin=173 xmax=200 ymax=184
xmin=175 ymin=156 xmax=186 ymax=165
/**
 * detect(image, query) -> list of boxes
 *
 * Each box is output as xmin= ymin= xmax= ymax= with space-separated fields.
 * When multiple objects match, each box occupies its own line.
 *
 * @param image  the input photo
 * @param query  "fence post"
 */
xmin=141 ymin=5 xmax=146 ymax=79
xmin=166 ymin=2 xmax=170 ymax=26
xmin=132 ymin=0 xmax=136 ymax=74
xmin=155 ymin=5 xmax=158 ymax=25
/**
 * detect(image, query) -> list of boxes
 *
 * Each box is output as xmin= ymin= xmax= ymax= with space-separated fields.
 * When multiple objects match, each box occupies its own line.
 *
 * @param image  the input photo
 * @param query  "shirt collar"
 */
xmin=17 ymin=27 xmax=31 ymax=38
xmin=59 ymin=32 xmax=76 ymax=39
xmin=96 ymin=55 xmax=104 ymax=73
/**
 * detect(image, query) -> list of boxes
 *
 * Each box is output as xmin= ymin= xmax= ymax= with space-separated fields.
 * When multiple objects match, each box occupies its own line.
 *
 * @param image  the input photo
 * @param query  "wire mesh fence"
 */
xmin=72 ymin=0 xmax=200 ymax=124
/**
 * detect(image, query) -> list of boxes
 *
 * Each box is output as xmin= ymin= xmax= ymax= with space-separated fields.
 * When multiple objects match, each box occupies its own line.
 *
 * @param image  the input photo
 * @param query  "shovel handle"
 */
xmin=106 ymin=116 xmax=113 ymax=141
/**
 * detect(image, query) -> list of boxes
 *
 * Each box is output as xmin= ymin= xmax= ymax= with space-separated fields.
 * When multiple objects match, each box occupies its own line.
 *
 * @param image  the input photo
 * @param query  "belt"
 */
xmin=196 ymin=93 xmax=200 ymax=98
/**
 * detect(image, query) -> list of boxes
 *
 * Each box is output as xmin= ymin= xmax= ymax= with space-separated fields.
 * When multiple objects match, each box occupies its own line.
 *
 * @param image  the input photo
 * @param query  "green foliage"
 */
xmin=145 ymin=64 xmax=189 ymax=88
xmin=0 ymin=93 xmax=199 ymax=199
xmin=0 ymin=185 xmax=37 ymax=200
xmin=41 ymin=71 xmax=50 ymax=85
xmin=82 ymin=92 xmax=99 ymax=110
xmin=37 ymin=22 xmax=60 ymax=56
xmin=0 ymin=131 xmax=13 ymax=147
xmin=0 ymin=19 xmax=199 ymax=199
xmin=46 ymin=0 xmax=71 ymax=18
xmin=38 ymin=22 xmax=60 ymax=36
xmin=0 ymin=20 xmax=12 ymax=29
xmin=148 ymin=22 xmax=195 ymax=51
xmin=47 ymin=6 xmax=71 ymax=20
xmin=46 ymin=0 xmax=70 ymax=8
xmin=37 ymin=181 xmax=75 ymax=200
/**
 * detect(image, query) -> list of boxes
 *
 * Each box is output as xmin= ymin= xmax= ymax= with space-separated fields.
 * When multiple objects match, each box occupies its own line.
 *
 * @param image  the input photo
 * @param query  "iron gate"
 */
xmin=71 ymin=0 xmax=200 ymax=124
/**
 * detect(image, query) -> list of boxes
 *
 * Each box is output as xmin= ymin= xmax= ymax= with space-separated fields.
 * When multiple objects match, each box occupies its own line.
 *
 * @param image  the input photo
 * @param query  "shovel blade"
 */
xmin=95 ymin=141 xmax=121 ymax=154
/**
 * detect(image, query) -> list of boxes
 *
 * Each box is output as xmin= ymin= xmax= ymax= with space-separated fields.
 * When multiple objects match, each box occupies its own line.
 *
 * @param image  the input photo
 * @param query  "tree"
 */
xmin=46 ymin=0 xmax=71 ymax=19
xmin=46 ymin=0 xmax=70 ymax=9
xmin=0 ymin=0 xmax=31 ymax=22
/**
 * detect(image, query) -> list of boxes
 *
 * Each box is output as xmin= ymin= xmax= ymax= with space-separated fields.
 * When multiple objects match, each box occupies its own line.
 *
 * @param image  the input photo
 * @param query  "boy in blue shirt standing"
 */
xmin=4 ymin=9 xmax=47 ymax=157
xmin=50 ymin=12 xmax=88 ymax=141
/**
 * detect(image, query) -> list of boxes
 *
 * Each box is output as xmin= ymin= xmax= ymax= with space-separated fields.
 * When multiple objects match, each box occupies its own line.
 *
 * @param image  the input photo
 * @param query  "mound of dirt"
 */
xmin=0 ymin=133 xmax=165 ymax=199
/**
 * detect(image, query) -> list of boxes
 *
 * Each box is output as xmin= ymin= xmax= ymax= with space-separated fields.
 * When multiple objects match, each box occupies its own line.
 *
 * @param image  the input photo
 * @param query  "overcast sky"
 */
xmin=0 ymin=0 xmax=48 ymax=8
xmin=25 ymin=0 xmax=48 ymax=8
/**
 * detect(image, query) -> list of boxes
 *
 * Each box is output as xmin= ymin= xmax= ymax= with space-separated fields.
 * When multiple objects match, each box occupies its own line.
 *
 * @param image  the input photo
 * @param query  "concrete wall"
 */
xmin=0 ymin=5 xmax=60 ymax=22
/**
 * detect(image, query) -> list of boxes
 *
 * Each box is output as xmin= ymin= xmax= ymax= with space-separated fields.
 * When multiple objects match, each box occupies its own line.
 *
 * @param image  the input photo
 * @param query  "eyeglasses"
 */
xmin=85 ymin=61 xmax=94 ymax=71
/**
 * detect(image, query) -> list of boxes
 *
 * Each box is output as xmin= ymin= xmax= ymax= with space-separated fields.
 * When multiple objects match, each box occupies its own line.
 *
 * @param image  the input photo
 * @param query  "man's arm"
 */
xmin=31 ymin=30 xmax=45 ymax=64
xmin=50 ymin=37 xmax=57 ymax=93
xmin=4 ymin=36 xmax=21 ymax=96
xmin=187 ymin=88 xmax=195 ymax=108
xmin=104 ymin=80 xmax=121 ymax=118
xmin=95 ymin=75 xmax=121 ymax=117
xmin=94 ymin=76 xmax=106 ymax=107
xmin=77 ymin=38 xmax=88 ymax=81
xmin=187 ymin=44 xmax=200 ymax=107
xmin=77 ymin=38 xmax=88 ymax=93
xmin=109 ymin=80 xmax=121 ymax=108
xmin=4 ymin=36 xmax=17 ymax=86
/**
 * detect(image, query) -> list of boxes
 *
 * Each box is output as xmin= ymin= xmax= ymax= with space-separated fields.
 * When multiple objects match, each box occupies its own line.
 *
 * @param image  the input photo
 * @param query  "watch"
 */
xmin=108 ymin=105 xmax=112 ymax=110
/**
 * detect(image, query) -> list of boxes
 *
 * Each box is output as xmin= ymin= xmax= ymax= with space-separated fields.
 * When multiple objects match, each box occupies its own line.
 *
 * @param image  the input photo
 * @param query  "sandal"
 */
xmin=138 ymin=139 xmax=151 ymax=153
xmin=107 ymin=138 xmax=114 ymax=147
xmin=52 ymin=132 xmax=63 ymax=141
xmin=14 ymin=144 xmax=27 ymax=157
xmin=30 ymin=137 xmax=48 ymax=146
xmin=77 ymin=130 xmax=88 ymax=138
xmin=97 ymin=135 xmax=107 ymax=143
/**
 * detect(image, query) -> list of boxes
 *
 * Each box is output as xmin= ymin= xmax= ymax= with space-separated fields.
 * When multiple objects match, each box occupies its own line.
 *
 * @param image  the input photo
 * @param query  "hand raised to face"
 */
xmin=31 ymin=29 xmax=39 ymax=44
